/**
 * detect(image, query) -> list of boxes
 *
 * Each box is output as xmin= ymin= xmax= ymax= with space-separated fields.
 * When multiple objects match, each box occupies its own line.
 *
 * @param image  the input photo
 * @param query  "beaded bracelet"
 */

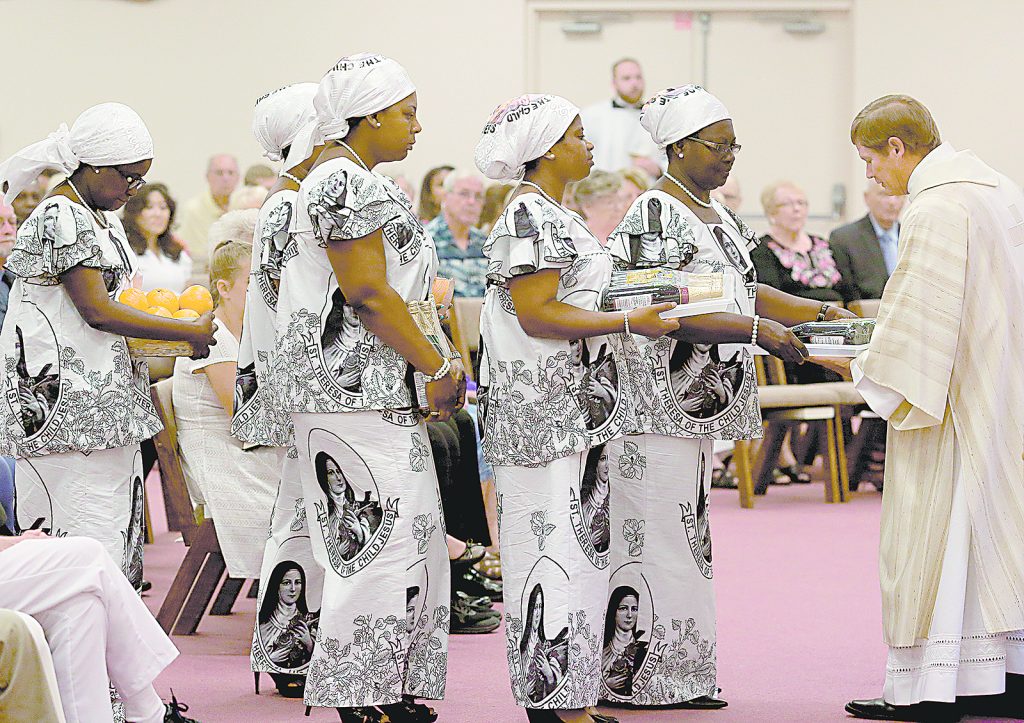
xmin=623 ymin=309 xmax=632 ymax=336
xmin=816 ymin=303 xmax=831 ymax=322
xmin=751 ymin=315 xmax=761 ymax=346
xmin=424 ymin=357 xmax=452 ymax=382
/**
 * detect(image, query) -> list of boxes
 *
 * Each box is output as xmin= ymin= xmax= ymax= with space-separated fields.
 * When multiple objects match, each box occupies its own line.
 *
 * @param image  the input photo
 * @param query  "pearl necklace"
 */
xmin=662 ymin=172 xmax=712 ymax=209
xmin=280 ymin=171 xmax=301 ymax=184
xmin=336 ymin=141 xmax=369 ymax=171
xmin=517 ymin=180 xmax=560 ymax=206
xmin=66 ymin=177 xmax=110 ymax=229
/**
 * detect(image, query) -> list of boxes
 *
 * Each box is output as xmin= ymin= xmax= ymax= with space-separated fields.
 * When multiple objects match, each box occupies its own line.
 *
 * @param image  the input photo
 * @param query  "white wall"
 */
xmin=2 ymin=0 xmax=1023 ymax=224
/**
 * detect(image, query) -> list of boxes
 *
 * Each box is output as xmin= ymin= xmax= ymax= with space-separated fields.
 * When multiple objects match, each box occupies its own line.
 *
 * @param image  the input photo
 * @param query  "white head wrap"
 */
xmin=285 ymin=53 xmax=416 ymax=168
xmin=474 ymin=94 xmax=580 ymax=181
xmin=252 ymin=83 xmax=318 ymax=162
xmin=0 ymin=102 xmax=153 ymax=204
xmin=640 ymin=85 xmax=730 ymax=150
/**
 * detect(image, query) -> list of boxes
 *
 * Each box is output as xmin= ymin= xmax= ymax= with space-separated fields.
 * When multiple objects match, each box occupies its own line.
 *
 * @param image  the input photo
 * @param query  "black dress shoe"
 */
xmin=844 ymin=697 xmax=961 ymax=722
xmin=673 ymin=695 xmax=727 ymax=710
xmin=456 ymin=567 xmax=503 ymax=601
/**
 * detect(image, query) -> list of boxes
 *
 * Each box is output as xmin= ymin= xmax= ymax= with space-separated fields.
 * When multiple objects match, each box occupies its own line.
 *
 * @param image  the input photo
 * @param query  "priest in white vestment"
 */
xmin=840 ymin=95 xmax=1024 ymax=722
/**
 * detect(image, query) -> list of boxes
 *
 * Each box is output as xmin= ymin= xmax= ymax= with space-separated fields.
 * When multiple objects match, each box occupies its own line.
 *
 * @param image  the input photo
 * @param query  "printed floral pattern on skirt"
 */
xmin=293 ymin=410 xmax=449 ymax=708
xmin=602 ymin=434 xmax=717 ymax=705
xmin=495 ymin=452 xmax=609 ymax=709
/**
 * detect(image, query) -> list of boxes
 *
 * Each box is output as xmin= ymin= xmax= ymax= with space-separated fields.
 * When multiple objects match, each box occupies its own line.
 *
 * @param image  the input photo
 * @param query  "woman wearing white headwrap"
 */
xmin=602 ymin=85 xmax=855 ymax=710
xmin=233 ymin=82 xmax=329 ymax=702
xmin=474 ymin=94 xmax=678 ymax=723
xmin=273 ymin=54 xmax=460 ymax=723
xmin=0 ymin=103 xmax=216 ymax=588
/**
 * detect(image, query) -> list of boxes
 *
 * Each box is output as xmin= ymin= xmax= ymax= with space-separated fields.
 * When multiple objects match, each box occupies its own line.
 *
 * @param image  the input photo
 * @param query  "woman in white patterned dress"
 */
xmin=0 ymin=103 xmax=215 ymax=588
xmin=231 ymin=82 xmax=329 ymax=700
xmin=474 ymin=94 xmax=679 ymax=723
xmin=603 ymin=85 xmax=855 ymax=710
xmin=274 ymin=54 xmax=461 ymax=723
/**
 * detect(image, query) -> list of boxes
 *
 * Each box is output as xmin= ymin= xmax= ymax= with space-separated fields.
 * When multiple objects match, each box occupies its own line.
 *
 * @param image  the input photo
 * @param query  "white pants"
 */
xmin=0 ymin=538 xmax=178 ymax=723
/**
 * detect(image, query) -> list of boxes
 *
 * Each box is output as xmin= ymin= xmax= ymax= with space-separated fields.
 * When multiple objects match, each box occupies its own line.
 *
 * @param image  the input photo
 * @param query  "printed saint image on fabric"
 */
xmin=572 ymin=341 xmax=621 ymax=431
xmin=14 ymin=321 xmax=60 ymax=439
xmin=234 ymin=361 xmax=258 ymax=413
xmin=711 ymin=225 xmax=754 ymax=283
xmin=602 ymin=564 xmax=658 ymax=701
xmin=123 ymin=452 xmax=145 ymax=590
xmin=258 ymin=200 xmax=294 ymax=303
xmin=307 ymin=428 xmax=396 ymax=576
xmin=614 ymin=195 xmax=699 ymax=270
xmin=320 ymin=289 xmax=367 ymax=392
xmin=520 ymin=582 xmax=569 ymax=705
xmin=252 ymin=533 xmax=325 ymax=675
xmin=256 ymin=559 xmax=321 ymax=671
xmin=571 ymin=445 xmax=610 ymax=567
xmin=681 ymin=451 xmax=714 ymax=579
xmin=667 ymin=342 xmax=745 ymax=420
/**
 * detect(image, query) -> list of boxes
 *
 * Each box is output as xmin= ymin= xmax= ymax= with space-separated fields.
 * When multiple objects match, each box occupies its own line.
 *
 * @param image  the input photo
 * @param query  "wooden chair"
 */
xmin=449 ymin=297 xmax=484 ymax=380
xmin=734 ymin=356 xmax=861 ymax=508
xmin=150 ymin=379 xmax=245 ymax=635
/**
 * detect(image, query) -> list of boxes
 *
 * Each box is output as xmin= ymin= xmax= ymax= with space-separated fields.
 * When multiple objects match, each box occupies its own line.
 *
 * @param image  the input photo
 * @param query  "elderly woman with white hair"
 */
xmin=474 ymin=94 xmax=679 ymax=723
xmin=274 ymin=54 xmax=461 ymax=723
xmin=173 ymin=210 xmax=277 ymax=582
xmin=0 ymin=103 xmax=216 ymax=589
xmin=231 ymin=82 xmax=329 ymax=701
xmin=603 ymin=85 xmax=855 ymax=710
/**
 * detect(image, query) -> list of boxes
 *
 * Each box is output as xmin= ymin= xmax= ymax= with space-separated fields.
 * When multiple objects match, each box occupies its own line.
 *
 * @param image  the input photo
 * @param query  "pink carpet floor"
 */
xmin=140 ymin=478 xmax=1012 ymax=723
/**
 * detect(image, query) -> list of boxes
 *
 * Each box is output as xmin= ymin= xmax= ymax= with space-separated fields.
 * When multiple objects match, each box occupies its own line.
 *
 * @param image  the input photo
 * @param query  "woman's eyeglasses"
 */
xmin=113 ymin=167 xmax=147 ymax=191
xmin=686 ymin=136 xmax=742 ymax=156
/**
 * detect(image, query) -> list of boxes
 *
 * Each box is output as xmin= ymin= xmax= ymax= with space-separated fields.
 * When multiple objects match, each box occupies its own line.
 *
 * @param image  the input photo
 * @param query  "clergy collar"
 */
xmin=611 ymin=96 xmax=643 ymax=110
xmin=907 ymin=141 xmax=999 ymax=202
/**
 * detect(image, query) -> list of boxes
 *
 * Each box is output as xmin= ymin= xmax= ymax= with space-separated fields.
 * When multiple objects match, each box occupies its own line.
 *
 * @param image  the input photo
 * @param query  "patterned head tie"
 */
xmin=252 ymin=83 xmax=319 ymax=162
xmin=285 ymin=52 xmax=416 ymax=168
xmin=474 ymin=94 xmax=580 ymax=181
xmin=640 ymin=85 xmax=731 ymax=150
xmin=0 ymin=102 xmax=153 ymax=204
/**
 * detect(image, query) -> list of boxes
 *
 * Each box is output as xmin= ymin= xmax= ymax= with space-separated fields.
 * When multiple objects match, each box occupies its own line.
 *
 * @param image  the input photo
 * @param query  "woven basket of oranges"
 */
xmin=120 ymin=286 xmax=214 ymax=357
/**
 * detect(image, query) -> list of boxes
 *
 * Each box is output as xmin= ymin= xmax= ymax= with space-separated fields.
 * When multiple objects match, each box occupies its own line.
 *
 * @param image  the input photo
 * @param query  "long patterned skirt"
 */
xmin=603 ymin=434 xmax=718 ymax=705
xmin=293 ymin=410 xmax=449 ymax=709
xmin=251 ymin=448 xmax=326 ymax=676
xmin=494 ymin=451 xmax=611 ymax=710
xmin=13 ymin=445 xmax=145 ymax=590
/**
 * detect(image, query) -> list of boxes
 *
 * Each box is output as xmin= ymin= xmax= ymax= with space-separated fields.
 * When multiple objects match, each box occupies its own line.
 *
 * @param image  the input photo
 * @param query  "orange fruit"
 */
xmin=179 ymin=285 xmax=214 ymax=314
xmin=146 ymin=288 xmax=179 ymax=312
xmin=147 ymin=305 xmax=173 ymax=318
xmin=118 ymin=288 xmax=149 ymax=311
xmin=173 ymin=308 xmax=200 ymax=320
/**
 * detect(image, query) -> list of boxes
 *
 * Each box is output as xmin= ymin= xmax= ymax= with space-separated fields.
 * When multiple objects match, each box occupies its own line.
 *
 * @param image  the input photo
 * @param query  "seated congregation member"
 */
xmin=479 ymin=182 xmax=514 ymax=234
xmin=417 ymin=164 xmax=453 ymax=223
xmin=475 ymin=92 xmax=680 ymax=723
xmin=122 ymin=183 xmax=193 ymax=293
xmin=605 ymin=84 xmax=855 ymax=712
xmin=176 ymin=154 xmax=239 ymax=276
xmin=0 ymin=533 xmax=198 ymax=723
xmin=573 ymin=170 xmax=629 ymax=245
xmin=172 ymin=212 xmax=277 ymax=580
xmin=0 ymin=608 xmax=64 ymax=722
xmin=275 ymin=53 xmax=460 ymax=723
xmin=750 ymin=179 xmax=860 ymax=490
xmin=0 ymin=103 xmax=215 ymax=589
xmin=618 ymin=167 xmax=649 ymax=207
xmin=229 ymin=184 xmax=269 ymax=212
xmin=244 ymin=163 xmax=277 ymax=191
xmin=829 ymin=180 xmax=905 ymax=300
xmin=425 ymin=169 xmax=488 ymax=297
xmin=238 ymin=82 xmax=326 ymax=700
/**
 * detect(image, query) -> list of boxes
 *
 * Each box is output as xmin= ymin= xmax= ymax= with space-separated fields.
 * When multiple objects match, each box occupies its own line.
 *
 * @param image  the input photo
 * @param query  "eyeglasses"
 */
xmin=450 ymin=189 xmax=484 ymax=202
xmin=686 ymin=136 xmax=742 ymax=156
xmin=775 ymin=199 xmax=809 ymax=209
xmin=113 ymin=167 xmax=147 ymax=191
